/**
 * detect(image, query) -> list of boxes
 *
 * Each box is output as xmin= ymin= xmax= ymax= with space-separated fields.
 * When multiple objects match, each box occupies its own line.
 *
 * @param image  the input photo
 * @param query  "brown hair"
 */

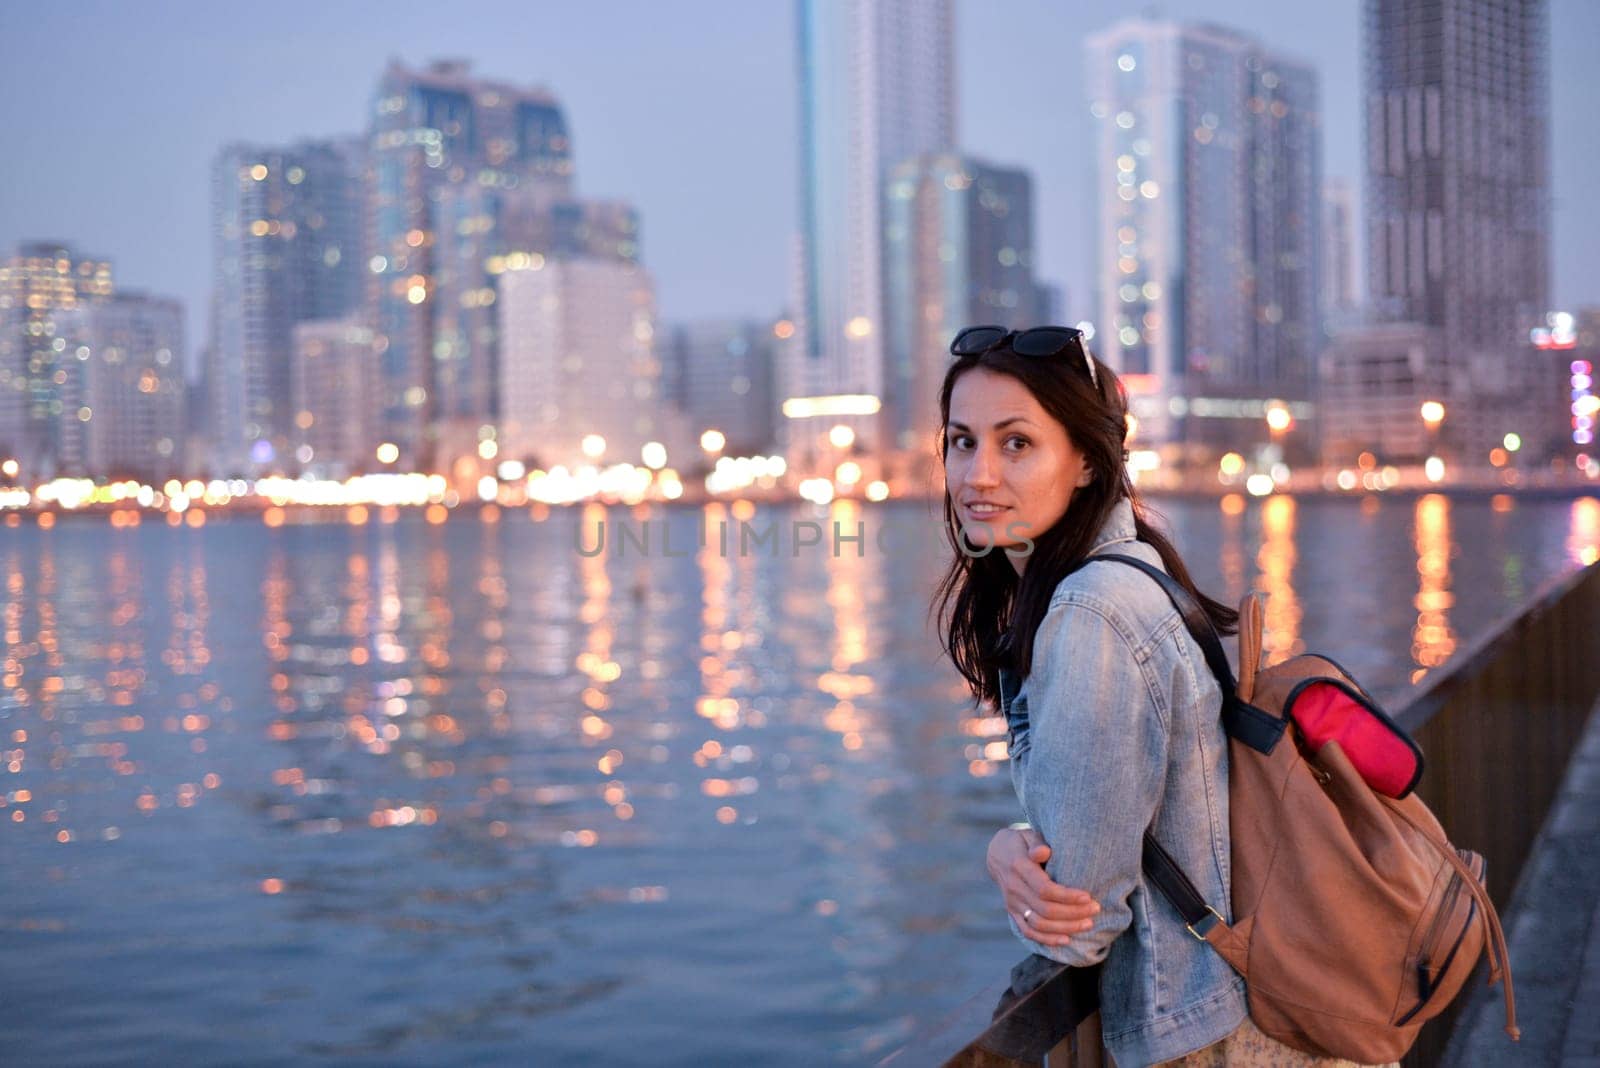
xmin=932 ymin=338 xmax=1237 ymax=707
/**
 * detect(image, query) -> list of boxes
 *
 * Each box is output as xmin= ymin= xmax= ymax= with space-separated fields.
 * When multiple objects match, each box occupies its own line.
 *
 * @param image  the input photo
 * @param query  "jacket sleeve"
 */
xmin=1007 ymin=596 xmax=1170 ymax=966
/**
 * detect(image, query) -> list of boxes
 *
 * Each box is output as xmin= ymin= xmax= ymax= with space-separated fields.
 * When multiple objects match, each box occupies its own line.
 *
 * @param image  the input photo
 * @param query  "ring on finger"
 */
xmin=1022 ymin=907 xmax=1034 ymax=924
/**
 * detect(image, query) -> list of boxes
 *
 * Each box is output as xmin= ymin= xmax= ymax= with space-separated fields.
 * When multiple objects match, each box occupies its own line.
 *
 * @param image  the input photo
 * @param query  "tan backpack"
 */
xmin=1095 ymin=554 xmax=1519 ymax=1063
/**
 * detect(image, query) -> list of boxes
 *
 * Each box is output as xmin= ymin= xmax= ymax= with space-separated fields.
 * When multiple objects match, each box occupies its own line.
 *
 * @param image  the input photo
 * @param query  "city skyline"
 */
xmin=4 ymin=0 xmax=1599 ymax=381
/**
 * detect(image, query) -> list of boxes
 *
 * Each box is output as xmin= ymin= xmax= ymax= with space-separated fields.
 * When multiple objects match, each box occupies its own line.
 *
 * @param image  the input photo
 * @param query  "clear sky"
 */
xmin=2 ymin=0 xmax=1596 ymax=372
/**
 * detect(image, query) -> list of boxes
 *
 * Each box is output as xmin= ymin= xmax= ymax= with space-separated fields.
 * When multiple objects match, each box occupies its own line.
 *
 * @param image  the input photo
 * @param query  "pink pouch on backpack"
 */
xmin=1287 ymin=679 xmax=1424 ymax=799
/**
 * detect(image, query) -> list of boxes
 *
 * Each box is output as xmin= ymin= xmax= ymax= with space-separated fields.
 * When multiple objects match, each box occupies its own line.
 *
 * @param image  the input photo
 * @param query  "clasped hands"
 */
xmin=986 ymin=825 xmax=1100 ymax=946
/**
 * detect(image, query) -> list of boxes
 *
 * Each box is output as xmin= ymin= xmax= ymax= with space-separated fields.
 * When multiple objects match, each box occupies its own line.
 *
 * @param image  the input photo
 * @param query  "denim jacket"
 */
xmin=998 ymin=497 xmax=1246 ymax=1067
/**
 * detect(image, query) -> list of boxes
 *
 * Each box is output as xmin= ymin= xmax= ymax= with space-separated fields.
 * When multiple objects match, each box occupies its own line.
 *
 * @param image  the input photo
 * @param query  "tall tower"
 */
xmin=1363 ymin=0 xmax=1550 ymax=459
xmin=787 ymin=0 xmax=954 ymax=469
xmin=368 ymin=59 xmax=571 ymax=468
xmin=0 ymin=242 xmax=115 ymax=477
xmin=211 ymin=139 xmax=365 ymax=470
xmin=1086 ymin=20 xmax=1321 ymax=455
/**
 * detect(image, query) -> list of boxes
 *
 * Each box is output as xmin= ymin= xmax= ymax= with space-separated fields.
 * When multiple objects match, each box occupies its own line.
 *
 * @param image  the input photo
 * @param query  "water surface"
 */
xmin=2 ymin=493 xmax=1596 ymax=1065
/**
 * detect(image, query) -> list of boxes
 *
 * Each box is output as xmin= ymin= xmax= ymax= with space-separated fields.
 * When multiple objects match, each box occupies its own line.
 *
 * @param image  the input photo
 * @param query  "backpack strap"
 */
xmin=1093 ymin=553 xmax=1237 ymax=696
xmin=1141 ymin=828 xmax=1226 ymax=939
xmin=1236 ymin=592 xmax=1264 ymax=703
xmin=1092 ymin=554 xmax=1285 ymax=756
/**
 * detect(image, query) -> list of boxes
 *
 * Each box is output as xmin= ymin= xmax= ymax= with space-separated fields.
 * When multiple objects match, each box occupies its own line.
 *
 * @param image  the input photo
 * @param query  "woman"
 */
xmin=934 ymin=326 xmax=1394 ymax=1068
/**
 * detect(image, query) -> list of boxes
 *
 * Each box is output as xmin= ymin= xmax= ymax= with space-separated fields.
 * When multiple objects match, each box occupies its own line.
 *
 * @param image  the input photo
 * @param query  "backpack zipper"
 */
xmin=1397 ymin=848 xmax=1485 ymax=1025
xmin=1417 ymin=866 xmax=1467 ymax=968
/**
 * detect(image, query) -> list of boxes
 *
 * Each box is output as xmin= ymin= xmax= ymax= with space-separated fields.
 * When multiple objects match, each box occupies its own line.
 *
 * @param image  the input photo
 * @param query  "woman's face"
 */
xmin=945 ymin=367 xmax=1092 ymax=572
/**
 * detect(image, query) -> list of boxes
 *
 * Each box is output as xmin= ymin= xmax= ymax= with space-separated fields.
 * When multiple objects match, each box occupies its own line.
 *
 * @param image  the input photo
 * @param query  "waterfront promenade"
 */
xmin=1448 ymin=693 xmax=1600 ymax=1067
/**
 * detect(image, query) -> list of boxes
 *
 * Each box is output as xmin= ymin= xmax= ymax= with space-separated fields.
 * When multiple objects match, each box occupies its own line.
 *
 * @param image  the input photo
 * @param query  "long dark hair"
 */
xmin=932 ymin=338 xmax=1237 ymax=707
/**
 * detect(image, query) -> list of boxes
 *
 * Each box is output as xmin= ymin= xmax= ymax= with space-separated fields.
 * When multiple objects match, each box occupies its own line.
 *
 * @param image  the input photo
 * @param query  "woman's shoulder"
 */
xmin=1046 ymin=540 xmax=1181 ymax=643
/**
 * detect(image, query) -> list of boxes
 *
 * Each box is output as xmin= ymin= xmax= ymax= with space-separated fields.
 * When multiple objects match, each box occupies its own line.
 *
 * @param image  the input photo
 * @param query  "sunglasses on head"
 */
xmin=949 ymin=325 xmax=1099 ymax=390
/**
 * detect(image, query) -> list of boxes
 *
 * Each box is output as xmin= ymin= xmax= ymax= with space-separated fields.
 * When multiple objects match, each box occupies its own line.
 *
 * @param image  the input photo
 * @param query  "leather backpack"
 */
xmin=1094 ymin=554 xmax=1519 ymax=1063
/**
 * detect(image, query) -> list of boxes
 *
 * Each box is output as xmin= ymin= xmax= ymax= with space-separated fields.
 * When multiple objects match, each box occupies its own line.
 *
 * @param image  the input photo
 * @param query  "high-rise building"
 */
xmin=0 ymin=242 xmax=115 ymax=476
xmin=786 ymin=0 xmax=954 ymax=466
xmin=291 ymin=318 xmax=382 ymax=476
xmin=1363 ymin=0 xmax=1550 ymax=462
xmin=883 ymin=154 xmax=1042 ymax=469
xmin=369 ymin=59 xmax=572 ymax=467
xmin=497 ymin=258 xmax=688 ymax=472
xmin=664 ymin=320 xmax=780 ymax=458
xmin=55 ymin=292 xmax=185 ymax=480
xmin=433 ymin=179 xmax=562 ymax=439
xmin=1086 ymin=20 xmax=1321 ymax=457
xmin=1321 ymin=177 xmax=1359 ymax=320
xmin=211 ymin=139 xmax=365 ymax=470
xmin=432 ymin=179 xmax=637 ymax=461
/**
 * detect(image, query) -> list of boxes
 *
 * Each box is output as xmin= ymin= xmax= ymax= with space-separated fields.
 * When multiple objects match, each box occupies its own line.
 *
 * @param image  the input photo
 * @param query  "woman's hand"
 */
xmin=986 ymin=826 xmax=1100 ymax=946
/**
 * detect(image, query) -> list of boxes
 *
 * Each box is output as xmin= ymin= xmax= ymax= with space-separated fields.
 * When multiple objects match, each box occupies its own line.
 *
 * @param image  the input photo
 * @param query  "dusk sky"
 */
xmin=3 ymin=0 xmax=1597 ymax=374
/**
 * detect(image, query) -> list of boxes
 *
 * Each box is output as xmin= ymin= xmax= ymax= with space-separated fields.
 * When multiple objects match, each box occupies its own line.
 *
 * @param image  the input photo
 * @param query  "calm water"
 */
xmin=3 ymin=494 xmax=1598 ymax=1066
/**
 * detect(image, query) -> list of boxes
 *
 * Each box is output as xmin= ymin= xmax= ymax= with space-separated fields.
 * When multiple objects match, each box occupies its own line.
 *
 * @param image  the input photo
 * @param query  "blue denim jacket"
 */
xmin=998 ymin=497 xmax=1246 ymax=1067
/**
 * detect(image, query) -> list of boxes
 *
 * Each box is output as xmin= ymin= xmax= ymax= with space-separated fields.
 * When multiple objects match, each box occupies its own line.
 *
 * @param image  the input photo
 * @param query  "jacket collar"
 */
xmin=1088 ymin=495 xmax=1139 ymax=556
xmin=994 ymin=496 xmax=1139 ymax=702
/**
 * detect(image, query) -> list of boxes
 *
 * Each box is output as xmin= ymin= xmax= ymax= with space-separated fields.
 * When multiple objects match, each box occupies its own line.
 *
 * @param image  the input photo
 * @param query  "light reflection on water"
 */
xmin=1 ymin=495 xmax=1596 ymax=1065
xmin=1413 ymin=495 xmax=1459 ymax=681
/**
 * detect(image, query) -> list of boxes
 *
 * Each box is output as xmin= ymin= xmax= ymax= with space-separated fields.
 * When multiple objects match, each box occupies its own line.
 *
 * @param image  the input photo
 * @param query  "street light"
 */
xmin=1419 ymin=402 xmax=1446 ymax=478
xmin=1265 ymin=402 xmax=1292 ymax=434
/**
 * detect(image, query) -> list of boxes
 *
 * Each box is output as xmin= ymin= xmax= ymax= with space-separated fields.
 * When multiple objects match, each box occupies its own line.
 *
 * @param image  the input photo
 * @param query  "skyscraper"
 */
xmin=787 ymin=0 xmax=954 ymax=466
xmin=883 ymin=154 xmax=1041 ymax=471
xmin=368 ymin=59 xmax=571 ymax=467
xmin=211 ymin=138 xmax=365 ymax=470
xmin=1363 ymin=0 xmax=1550 ymax=461
xmin=497 ymin=258 xmax=687 ymax=472
xmin=432 ymin=179 xmax=563 ymax=441
xmin=432 ymin=179 xmax=637 ymax=462
xmin=55 ymin=292 xmax=186 ymax=481
xmin=0 ymin=242 xmax=115 ymax=477
xmin=1086 ymin=20 xmax=1321 ymax=456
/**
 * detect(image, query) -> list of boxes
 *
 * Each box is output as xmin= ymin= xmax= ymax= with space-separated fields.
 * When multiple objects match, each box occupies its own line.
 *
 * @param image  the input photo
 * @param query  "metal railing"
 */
xmin=884 ymin=559 xmax=1600 ymax=1068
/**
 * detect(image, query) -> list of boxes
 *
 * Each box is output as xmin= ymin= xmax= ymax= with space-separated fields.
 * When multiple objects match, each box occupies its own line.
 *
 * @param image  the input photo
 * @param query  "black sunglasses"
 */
xmin=949 ymin=325 xmax=1099 ymax=390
